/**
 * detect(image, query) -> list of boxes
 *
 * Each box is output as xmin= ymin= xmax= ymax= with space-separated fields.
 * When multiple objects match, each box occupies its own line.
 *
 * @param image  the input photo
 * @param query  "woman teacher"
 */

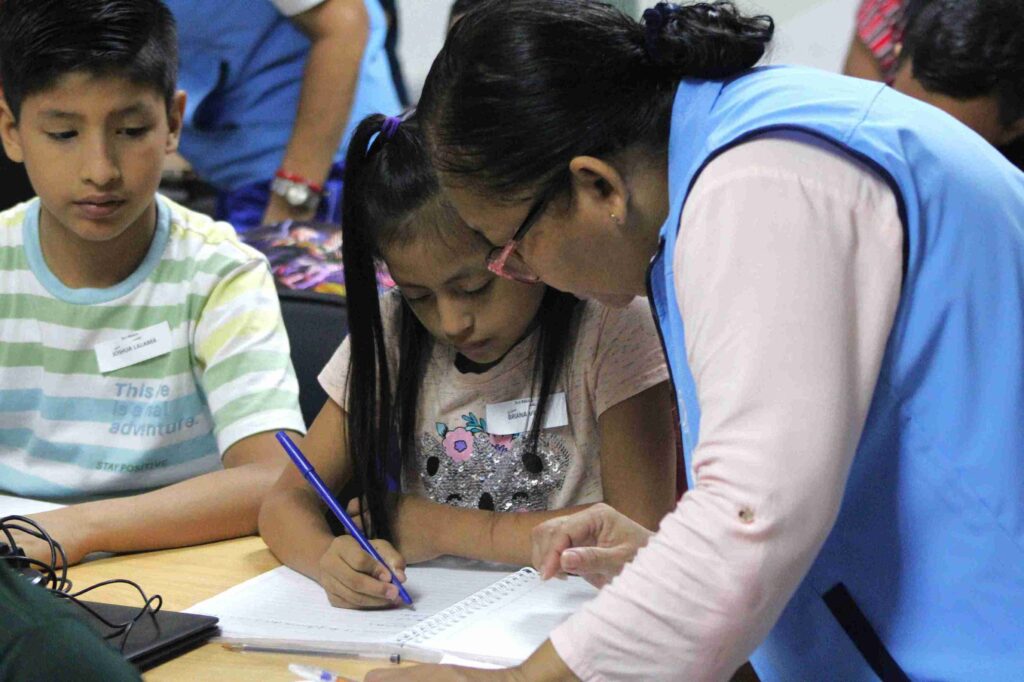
xmin=371 ymin=1 xmax=1024 ymax=679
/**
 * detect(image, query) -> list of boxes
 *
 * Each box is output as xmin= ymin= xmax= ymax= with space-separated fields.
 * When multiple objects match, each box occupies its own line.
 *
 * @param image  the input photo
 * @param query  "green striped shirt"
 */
xmin=0 ymin=197 xmax=304 ymax=499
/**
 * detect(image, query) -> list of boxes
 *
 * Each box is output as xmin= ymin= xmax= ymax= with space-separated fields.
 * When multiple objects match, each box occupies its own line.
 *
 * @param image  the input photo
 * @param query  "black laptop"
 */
xmin=70 ymin=600 xmax=220 ymax=671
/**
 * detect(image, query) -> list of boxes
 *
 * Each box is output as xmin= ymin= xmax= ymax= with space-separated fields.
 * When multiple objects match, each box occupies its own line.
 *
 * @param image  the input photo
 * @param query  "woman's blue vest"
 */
xmin=648 ymin=66 xmax=1024 ymax=681
xmin=168 ymin=0 xmax=401 ymax=190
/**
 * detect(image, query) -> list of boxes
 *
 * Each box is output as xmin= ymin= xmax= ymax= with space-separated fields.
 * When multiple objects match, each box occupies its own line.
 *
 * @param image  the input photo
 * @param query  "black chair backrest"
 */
xmin=277 ymin=289 xmax=348 ymax=429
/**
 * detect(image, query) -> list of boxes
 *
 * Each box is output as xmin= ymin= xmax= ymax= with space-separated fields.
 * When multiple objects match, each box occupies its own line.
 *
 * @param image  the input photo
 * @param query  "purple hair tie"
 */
xmin=381 ymin=115 xmax=403 ymax=139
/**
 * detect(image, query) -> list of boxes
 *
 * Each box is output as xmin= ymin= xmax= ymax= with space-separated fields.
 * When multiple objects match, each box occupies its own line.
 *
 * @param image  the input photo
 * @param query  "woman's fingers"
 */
xmin=559 ymin=546 xmax=627 ymax=588
xmin=531 ymin=507 xmax=604 ymax=579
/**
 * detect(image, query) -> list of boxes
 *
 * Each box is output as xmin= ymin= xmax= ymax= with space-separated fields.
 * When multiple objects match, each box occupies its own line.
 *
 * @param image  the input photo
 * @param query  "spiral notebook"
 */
xmin=187 ymin=563 xmax=597 ymax=666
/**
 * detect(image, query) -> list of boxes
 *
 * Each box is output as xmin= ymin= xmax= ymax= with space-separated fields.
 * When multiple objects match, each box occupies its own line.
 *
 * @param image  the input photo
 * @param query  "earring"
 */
xmin=610 ymin=212 xmax=622 ymax=225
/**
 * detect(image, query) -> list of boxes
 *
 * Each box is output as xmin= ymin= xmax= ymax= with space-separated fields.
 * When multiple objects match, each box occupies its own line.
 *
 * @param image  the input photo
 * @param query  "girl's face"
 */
xmin=384 ymin=209 xmax=547 ymax=364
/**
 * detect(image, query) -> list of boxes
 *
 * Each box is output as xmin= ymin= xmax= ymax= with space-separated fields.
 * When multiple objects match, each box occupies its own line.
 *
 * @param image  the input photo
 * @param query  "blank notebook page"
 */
xmin=396 ymin=568 xmax=598 ymax=665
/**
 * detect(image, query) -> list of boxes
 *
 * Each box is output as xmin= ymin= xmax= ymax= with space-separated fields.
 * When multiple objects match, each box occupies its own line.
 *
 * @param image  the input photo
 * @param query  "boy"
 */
xmin=0 ymin=0 xmax=305 ymax=565
xmin=891 ymin=0 xmax=1024 ymax=169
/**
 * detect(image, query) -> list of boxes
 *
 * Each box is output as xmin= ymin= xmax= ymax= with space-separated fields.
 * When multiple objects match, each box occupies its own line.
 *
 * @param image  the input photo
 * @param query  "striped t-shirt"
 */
xmin=0 ymin=196 xmax=305 ymax=500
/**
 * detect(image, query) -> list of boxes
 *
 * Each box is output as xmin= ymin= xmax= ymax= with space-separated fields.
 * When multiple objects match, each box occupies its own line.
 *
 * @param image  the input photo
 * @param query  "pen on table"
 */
xmin=289 ymin=662 xmax=358 ymax=682
xmin=222 ymin=642 xmax=442 ymax=663
xmin=275 ymin=431 xmax=413 ymax=606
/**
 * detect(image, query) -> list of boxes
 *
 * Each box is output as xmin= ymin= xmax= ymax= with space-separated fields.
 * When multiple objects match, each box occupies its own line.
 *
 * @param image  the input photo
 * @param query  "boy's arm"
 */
xmin=20 ymin=430 xmax=298 ymax=565
xmin=22 ymin=252 xmax=303 ymax=564
xmin=262 ymin=0 xmax=369 ymax=225
xmin=385 ymin=382 xmax=677 ymax=566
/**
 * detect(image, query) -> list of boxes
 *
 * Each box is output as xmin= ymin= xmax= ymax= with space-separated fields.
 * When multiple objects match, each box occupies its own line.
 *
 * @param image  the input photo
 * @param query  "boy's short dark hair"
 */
xmin=0 ymin=0 xmax=178 ymax=120
xmin=900 ymin=0 xmax=1024 ymax=126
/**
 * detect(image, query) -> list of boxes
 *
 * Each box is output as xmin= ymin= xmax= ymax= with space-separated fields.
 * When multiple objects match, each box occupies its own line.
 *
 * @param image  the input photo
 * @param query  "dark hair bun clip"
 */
xmin=641 ymin=1 xmax=773 ymax=78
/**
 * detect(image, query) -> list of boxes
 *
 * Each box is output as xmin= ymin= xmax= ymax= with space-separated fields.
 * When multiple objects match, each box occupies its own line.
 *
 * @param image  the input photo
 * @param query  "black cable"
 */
xmin=0 ymin=515 xmax=163 ymax=653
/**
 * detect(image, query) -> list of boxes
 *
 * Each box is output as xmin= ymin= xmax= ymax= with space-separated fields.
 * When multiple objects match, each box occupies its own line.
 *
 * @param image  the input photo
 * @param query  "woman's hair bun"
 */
xmin=642 ymin=2 xmax=774 ymax=79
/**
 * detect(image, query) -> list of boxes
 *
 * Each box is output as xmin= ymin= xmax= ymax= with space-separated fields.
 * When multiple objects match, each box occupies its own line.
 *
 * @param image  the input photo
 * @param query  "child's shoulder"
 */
xmin=159 ymin=196 xmax=267 ymax=274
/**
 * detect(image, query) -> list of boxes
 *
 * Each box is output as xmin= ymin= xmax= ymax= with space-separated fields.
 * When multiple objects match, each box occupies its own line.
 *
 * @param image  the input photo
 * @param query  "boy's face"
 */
xmin=0 ymin=72 xmax=185 ymax=245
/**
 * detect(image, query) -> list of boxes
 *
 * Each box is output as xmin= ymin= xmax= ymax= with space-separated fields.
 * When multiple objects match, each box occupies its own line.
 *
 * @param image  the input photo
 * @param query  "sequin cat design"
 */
xmin=417 ymin=412 xmax=570 ymax=512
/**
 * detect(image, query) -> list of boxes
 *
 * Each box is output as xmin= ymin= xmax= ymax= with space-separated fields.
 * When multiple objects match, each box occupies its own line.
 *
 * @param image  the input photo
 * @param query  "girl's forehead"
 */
xmin=444 ymin=184 xmax=524 ymax=244
xmin=383 ymin=220 xmax=491 ymax=288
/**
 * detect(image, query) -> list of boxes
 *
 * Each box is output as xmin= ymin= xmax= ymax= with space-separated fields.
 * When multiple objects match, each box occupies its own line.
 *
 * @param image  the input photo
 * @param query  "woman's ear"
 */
xmin=567 ymin=155 xmax=629 ymax=228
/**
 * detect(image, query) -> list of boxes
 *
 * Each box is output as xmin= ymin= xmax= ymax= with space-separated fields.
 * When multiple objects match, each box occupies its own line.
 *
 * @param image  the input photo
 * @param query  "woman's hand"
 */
xmin=531 ymin=502 xmax=653 ymax=588
xmin=317 ymin=534 xmax=407 ymax=609
xmin=346 ymin=494 xmax=444 ymax=564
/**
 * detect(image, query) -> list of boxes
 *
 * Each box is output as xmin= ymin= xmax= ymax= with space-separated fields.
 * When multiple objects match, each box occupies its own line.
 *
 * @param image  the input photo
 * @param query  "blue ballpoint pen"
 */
xmin=275 ymin=431 xmax=413 ymax=606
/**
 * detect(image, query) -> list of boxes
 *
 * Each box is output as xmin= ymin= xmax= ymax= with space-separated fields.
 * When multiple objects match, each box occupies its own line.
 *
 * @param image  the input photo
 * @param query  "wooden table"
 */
xmin=67 ymin=535 xmax=761 ymax=681
xmin=67 ymin=536 xmax=412 ymax=681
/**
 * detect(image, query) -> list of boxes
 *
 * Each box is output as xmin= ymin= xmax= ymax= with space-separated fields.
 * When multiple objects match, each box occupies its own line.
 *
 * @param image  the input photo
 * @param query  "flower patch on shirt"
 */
xmin=419 ymin=412 xmax=570 ymax=512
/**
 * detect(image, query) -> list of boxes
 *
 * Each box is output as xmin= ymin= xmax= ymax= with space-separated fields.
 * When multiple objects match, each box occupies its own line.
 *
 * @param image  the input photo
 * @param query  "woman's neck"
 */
xmin=624 ymin=147 xmax=671 ymax=295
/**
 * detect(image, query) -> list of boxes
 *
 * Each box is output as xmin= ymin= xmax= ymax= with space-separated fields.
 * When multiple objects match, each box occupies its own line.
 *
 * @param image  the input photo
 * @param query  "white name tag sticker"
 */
xmin=485 ymin=392 xmax=569 ymax=435
xmin=95 ymin=322 xmax=173 ymax=374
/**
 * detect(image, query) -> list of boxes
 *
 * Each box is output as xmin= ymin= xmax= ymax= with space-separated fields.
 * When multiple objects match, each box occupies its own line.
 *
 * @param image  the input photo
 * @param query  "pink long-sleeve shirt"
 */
xmin=550 ymin=131 xmax=904 ymax=681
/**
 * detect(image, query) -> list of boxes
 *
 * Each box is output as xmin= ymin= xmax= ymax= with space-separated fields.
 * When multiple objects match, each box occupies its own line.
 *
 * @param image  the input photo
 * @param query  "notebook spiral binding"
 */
xmin=395 ymin=568 xmax=538 ymax=646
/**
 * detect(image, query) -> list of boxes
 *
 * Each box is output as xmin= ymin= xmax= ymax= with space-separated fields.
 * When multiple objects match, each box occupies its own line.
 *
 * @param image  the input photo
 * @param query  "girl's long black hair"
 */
xmin=418 ymin=0 xmax=773 ymax=200
xmin=340 ymin=114 xmax=580 ymax=541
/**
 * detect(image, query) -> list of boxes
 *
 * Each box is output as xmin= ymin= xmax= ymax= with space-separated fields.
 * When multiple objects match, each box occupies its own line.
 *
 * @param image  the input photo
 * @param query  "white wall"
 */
xmin=394 ymin=2 xmax=453 ymax=102
xmin=756 ymin=0 xmax=860 ymax=71
xmin=395 ymin=0 xmax=860 ymax=101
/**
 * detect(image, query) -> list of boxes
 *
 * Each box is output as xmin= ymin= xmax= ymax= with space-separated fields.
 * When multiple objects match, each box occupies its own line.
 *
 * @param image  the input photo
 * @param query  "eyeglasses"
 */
xmin=485 ymin=193 xmax=549 ymax=283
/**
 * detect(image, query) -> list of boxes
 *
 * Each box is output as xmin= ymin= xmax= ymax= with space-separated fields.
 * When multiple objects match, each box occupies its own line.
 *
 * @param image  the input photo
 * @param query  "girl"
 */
xmin=258 ymin=114 xmax=677 ymax=610
xmin=371 ymin=1 xmax=1024 ymax=680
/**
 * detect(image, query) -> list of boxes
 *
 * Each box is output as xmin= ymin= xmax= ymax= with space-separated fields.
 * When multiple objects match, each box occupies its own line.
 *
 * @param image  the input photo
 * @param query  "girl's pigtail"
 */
xmin=524 ymin=290 xmax=582 ymax=472
xmin=341 ymin=114 xmax=397 ymax=541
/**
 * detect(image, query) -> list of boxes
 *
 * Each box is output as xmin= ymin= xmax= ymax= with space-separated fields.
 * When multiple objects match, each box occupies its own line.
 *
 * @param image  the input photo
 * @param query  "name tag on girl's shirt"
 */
xmin=485 ymin=392 xmax=569 ymax=435
xmin=95 ymin=322 xmax=173 ymax=373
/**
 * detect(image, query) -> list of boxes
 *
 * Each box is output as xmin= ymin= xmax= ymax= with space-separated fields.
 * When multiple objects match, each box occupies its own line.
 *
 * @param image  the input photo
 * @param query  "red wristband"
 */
xmin=274 ymin=169 xmax=324 ymax=195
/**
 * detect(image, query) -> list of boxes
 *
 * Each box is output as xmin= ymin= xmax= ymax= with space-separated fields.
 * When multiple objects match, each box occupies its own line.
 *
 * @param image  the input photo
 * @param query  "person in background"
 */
xmin=378 ymin=0 xmax=410 ymax=107
xmin=165 ymin=0 xmax=401 ymax=231
xmin=842 ymin=0 xmax=909 ymax=82
xmin=0 ymin=0 xmax=305 ymax=566
xmin=891 ymin=0 xmax=1024 ymax=170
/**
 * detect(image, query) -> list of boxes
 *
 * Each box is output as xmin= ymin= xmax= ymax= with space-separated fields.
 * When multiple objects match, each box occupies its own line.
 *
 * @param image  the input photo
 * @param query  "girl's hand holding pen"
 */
xmin=317 ymin=534 xmax=407 ymax=610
